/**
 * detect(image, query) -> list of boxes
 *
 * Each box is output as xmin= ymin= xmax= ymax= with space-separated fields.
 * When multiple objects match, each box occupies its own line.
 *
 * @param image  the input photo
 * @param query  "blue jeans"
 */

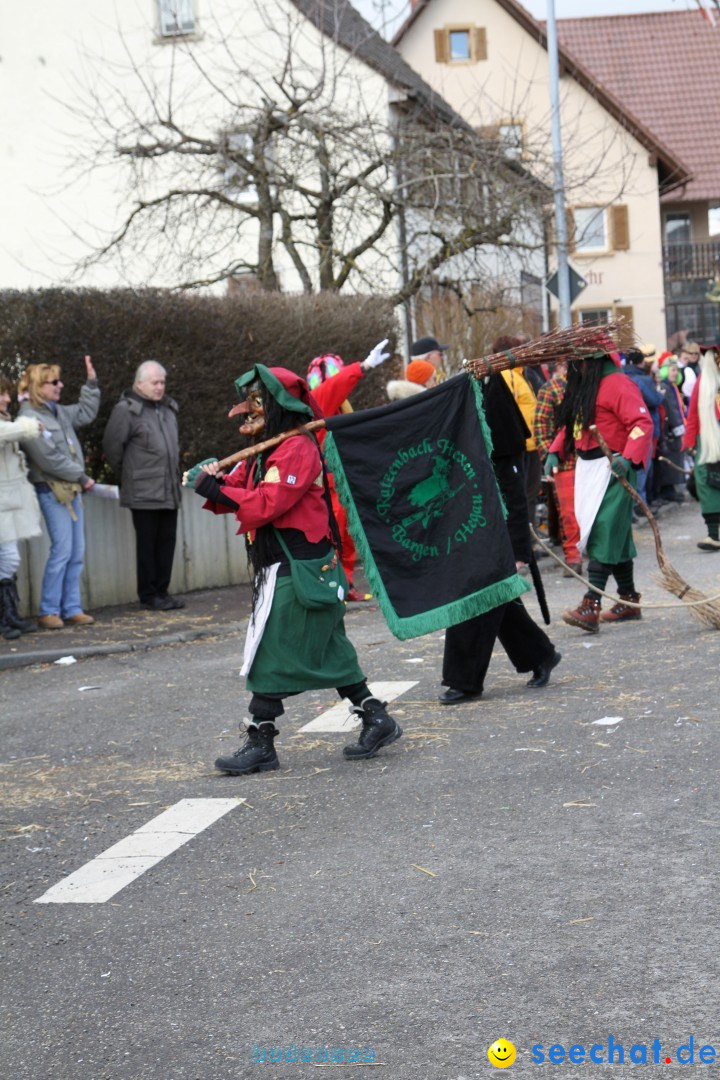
xmin=36 ymin=490 xmax=86 ymax=617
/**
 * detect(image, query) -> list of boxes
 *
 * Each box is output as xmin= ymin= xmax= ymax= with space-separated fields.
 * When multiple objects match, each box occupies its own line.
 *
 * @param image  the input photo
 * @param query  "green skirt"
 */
xmin=246 ymin=576 xmax=365 ymax=694
xmin=695 ymin=437 xmax=720 ymax=515
xmin=587 ymin=470 xmax=637 ymax=565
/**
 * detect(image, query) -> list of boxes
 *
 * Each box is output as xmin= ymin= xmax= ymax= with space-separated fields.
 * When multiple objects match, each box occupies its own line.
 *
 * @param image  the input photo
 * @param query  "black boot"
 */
xmin=215 ymin=723 xmax=280 ymax=775
xmin=0 ymin=581 xmax=21 ymax=640
xmin=343 ymin=697 xmax=403 ymax=760
xmin=1 ymin=577 xmax=36 ymax=633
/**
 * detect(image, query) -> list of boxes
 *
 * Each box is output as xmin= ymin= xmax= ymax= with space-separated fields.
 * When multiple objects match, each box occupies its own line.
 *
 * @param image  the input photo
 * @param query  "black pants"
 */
xmin=442 ymin=598 xmax=555 ymax=694
xmin=131 ymin=508 xmax=178 ymax=603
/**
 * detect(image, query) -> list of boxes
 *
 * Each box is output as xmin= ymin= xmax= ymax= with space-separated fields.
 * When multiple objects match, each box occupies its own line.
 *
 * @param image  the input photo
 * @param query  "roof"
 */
xmin=554 ymin=11 xmax=720 ymax=203
xmin=288 ymin=0 xmax=472 ymax=130
xmin=392 ymin=0 xmax=691 ymax=193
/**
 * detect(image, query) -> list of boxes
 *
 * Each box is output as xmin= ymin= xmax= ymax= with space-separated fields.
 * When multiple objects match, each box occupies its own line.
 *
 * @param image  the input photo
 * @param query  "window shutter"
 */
xmin=434 ymin=29 xmax=449 ymax=63
xmin=473 ymin=27 xmax=487 ymax=61
xmin=571 ymin=309 xmax=580 ymax=325
xmin=566 ymin=208 xmax=576 ymax=254
xmin=614 ymin=304 xmax=634 ymax=331
xmin=549 ymin=308 xmax=558 ymax=331
xmin=611 ymin=205 xmax=630 ymax=251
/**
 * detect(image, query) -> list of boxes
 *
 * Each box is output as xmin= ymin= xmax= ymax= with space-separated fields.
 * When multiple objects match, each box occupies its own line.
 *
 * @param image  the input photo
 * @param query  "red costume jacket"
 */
xmin=202 ymin=434 xmax=331 ymax=544
xmin=549 ymin=371 xmax=653 ymax=465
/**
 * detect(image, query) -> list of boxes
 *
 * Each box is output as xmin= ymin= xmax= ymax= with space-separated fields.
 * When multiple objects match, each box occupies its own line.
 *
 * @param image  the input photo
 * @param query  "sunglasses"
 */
xmin=43 ymin=379 xmax=62 ymax=386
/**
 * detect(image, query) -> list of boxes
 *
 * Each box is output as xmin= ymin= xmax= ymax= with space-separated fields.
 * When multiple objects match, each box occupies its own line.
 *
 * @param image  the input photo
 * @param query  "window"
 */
xmin=665 ymin=213 xmax=691 ymax=245
xmin=574 ymin=206 xmax=608 ymax=253
xmin=579 ymin=308 xmax=612 ymax=327
xmin=709 ymin=207 xmax=720 ymax=237
xmin=158 ymin=0 xmax=195 ymax=37
xmin=498 ymin=123 xmax=523 ymax=160
xmin=220 ymin=130 xmax=257 ymax=201
xmin=449 ymin=30 xmax=471 ymax=61
xmin=434 ymin=26 xmax=487 ymax=64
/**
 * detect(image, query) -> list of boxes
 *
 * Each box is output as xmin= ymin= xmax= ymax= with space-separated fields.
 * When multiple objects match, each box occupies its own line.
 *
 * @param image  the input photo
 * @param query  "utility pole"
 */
xmin=546 ymin=0 xmax=571 ymax=328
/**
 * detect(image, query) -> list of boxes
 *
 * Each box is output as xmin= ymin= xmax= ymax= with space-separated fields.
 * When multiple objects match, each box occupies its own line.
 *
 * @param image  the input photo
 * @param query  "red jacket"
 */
xmin=202 ymin=434 xmax=331 ymax=543
xmin=549 ymin=370 xmax=653 ymax=465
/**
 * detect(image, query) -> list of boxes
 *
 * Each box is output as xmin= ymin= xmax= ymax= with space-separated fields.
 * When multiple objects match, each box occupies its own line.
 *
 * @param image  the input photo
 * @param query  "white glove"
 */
xmin=362 ymin=339 xmax=391 ymax=370
xmin=672 ymin=424 xmax=686 ymax=437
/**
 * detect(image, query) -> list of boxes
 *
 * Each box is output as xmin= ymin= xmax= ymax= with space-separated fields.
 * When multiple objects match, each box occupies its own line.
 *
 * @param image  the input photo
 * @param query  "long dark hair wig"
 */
xmin=246 ymin=384 xmax=342 ymax=612
xmin=555 ymin=356 xmax=606 ymax=455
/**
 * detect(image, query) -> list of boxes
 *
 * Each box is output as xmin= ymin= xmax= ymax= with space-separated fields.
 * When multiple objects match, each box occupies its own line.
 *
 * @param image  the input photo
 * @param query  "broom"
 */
xmin=202 ymin=322 xmax=630 ymax=474
xmin=590 ymin=426 xmax=720 ymax=629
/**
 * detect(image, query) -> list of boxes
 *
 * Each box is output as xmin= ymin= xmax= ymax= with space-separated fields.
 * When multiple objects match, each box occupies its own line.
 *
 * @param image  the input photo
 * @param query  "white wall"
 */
xmin=16 ymin=487 xmax=251 ymax=615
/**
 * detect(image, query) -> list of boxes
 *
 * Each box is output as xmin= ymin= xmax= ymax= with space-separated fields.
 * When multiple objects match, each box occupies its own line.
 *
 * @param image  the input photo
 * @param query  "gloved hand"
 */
xmin=183 ymin=457 xmax=218 ymax=487
xmin=672 ymin=424 xmax=686 ymax=437
xmin=611 ymin=455 xmax=631 ymax=479
xmin=362 ymin=339 xmax=391 ymax=371
xmin=543 ymin=452 xmax=560 ymax=476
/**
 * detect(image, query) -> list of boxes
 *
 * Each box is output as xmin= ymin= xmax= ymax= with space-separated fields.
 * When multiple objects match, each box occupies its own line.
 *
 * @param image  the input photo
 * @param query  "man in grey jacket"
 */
xmin=103 ymin=361 xmax=184 ymax=611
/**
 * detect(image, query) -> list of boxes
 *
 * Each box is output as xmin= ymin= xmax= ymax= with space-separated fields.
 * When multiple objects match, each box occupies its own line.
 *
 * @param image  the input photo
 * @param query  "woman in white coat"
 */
xmin=0 ymin=374 xmax=42 ymax=638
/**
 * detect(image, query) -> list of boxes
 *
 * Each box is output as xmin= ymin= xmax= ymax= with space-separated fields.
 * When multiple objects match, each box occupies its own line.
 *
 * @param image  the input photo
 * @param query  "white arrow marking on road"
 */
xmin=34 ymin=798 xmax=243 ymax=905
xmin=299 ymin=681 xmax=417 ymax=733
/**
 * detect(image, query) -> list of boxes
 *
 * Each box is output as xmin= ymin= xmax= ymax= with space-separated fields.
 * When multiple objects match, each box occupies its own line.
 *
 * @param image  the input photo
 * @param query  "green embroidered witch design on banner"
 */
xmin=324 ymin=374 xmax=529 ymax=640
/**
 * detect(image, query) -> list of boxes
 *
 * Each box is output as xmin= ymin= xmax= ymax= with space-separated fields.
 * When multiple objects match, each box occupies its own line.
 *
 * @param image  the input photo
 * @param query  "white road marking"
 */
xmin=299 ymin=681 xmax=417 ymax=733
xmin=34 ymin=798 xmax=243 ymax=905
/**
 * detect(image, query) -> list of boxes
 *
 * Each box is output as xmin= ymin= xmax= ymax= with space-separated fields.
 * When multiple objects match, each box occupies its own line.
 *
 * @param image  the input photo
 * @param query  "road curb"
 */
xmin=0 ymin=620 xmax=246 ymax=671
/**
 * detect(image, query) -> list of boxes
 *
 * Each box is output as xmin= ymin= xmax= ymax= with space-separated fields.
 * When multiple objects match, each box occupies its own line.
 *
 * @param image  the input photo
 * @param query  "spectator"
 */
xmin=409 ymin=335 xmax=448 ymax=375
xmin=387 ymin=359 xmax=437 ymax=400
xmin=622 ymin=348 xmax=665 ymax=508
xmin=682 ymin=348 xmax=720 ymax=551
xmin=0 ymin=375 xmax=43 ymax=639
xmin=677 ymin=341 xmax=701 ymax=404
xmin=655 ymin=357 xmax=687 ymax=503
xmin=18 ymin=357 xmax=99 ymax=629
xmin=103 ymin=361 xmax=184 ymax=611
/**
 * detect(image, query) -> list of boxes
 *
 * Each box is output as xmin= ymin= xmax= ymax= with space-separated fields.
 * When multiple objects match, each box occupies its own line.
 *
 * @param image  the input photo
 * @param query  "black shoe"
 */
xmin=343 ymin=697 xmax=402 ymax=760
xmin=160 ymin=594 xmax=186 ymax=609
xmin=526 ymin=650 xmax=562 ymax=688
xmin=438 ymin=687 xmax=482 ymax=705
xmin=143 ymin=595 xmax=184 ymax=611
xmin=215 ymin=724 xmax=280 ymax=775
xmin=0 ymin=578 xmax=36 ymax=633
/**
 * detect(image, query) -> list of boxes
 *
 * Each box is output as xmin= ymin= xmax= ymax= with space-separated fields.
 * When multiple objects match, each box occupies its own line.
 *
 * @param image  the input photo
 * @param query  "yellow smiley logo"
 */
xmin=488 ymin=1039 xmax=517 ymax=1068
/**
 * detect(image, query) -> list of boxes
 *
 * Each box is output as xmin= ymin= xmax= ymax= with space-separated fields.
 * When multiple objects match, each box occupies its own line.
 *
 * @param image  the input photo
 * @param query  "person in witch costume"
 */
xmin=682 ymin=346 xmax=720 ymax=551
xmin=547 ymin=350 xmax=653 ymax=631
xmin=188 ymin=364 xmax=403 ymax=774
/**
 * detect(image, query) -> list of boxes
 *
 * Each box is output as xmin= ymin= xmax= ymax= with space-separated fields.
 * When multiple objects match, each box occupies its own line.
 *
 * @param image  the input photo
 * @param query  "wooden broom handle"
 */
xmin=215 ymin=419 xmax=327 ymax=470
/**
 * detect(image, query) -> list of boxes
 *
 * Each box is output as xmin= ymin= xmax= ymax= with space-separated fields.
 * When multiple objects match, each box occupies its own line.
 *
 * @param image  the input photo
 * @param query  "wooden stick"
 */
xmin=215 ymin=419 xmax=327 ymax=470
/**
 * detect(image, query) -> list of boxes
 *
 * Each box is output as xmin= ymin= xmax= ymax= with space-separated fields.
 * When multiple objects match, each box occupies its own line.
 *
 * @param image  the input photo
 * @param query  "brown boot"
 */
xmin=600 ymin=592 xmax=641 ymax=622
xmin=562 ymin=595 xmax=601 ymax=632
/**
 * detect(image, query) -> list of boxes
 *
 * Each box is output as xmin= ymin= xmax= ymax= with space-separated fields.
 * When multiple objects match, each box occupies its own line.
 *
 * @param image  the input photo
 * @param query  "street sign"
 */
xmin=546 ymin=265 xmax=588 ymax=304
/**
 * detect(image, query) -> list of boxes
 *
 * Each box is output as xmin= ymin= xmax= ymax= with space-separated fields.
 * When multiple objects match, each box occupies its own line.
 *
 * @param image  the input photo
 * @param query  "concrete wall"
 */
xmin=16 ymin=489 xmax=250 ymax=616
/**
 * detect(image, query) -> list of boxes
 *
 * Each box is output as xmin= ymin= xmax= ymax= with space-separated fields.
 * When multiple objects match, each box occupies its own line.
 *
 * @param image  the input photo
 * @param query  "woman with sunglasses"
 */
xmin=18 ymin=356 xmax=100 ymax=628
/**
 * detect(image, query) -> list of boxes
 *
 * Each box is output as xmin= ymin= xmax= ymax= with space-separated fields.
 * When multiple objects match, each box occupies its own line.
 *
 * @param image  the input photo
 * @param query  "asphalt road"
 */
xmin=2 ymin=500 xmax=719 ymax=1080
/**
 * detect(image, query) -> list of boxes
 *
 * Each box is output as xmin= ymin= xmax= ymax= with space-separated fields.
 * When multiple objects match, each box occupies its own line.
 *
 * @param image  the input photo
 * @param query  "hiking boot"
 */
xmin=343 ymin=697 xmax=403 ymax=760
xmin=562 ymin=595 xmax=601 ymax=633
xmin=65 ymin=612 xmax=94 ymax=626
xmin=600 ymin=592 xmax=642 ymax=622
xmin=697 ymin=537 xmax=720 ymax=552
xmin=215 ymin=723 xmax=279 ymax=775
xmin=38 ymin=614 xmax=64 ymax=630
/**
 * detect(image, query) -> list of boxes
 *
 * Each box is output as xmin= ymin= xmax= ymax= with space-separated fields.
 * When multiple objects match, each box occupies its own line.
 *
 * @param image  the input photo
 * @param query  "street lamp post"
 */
xmin=547 ymin=0 xmax=571 ymax=328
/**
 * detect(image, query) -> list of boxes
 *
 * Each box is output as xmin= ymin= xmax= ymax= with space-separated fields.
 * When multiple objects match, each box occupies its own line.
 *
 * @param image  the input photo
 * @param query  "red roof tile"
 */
xmin=555 ymin=11 xmax=720 ymax=203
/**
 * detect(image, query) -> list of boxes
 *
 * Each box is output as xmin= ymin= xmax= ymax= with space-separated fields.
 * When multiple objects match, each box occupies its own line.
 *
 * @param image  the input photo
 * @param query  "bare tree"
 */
xmin=63 ymin=0 xmax=548 ymax=308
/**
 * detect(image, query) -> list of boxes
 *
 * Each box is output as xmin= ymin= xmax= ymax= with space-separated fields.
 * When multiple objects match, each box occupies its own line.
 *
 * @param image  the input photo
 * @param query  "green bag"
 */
xmin=274 ymin=529 xmax=348 ymax=609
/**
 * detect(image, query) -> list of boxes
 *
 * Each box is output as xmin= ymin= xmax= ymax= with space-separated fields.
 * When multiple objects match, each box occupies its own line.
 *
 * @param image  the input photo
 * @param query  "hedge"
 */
xmin=0 ymin=288 xmax=400 ymax=479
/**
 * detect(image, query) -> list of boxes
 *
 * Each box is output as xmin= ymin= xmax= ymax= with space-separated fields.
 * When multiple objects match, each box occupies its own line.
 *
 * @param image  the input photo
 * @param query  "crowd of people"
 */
xmin=1 ymin=332 xmax=718 ymax=777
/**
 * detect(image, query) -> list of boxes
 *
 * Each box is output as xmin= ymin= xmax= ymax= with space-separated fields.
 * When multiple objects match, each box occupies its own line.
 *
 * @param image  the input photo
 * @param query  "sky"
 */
xmin=359 ymin=0 xmax=710 ymax=39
